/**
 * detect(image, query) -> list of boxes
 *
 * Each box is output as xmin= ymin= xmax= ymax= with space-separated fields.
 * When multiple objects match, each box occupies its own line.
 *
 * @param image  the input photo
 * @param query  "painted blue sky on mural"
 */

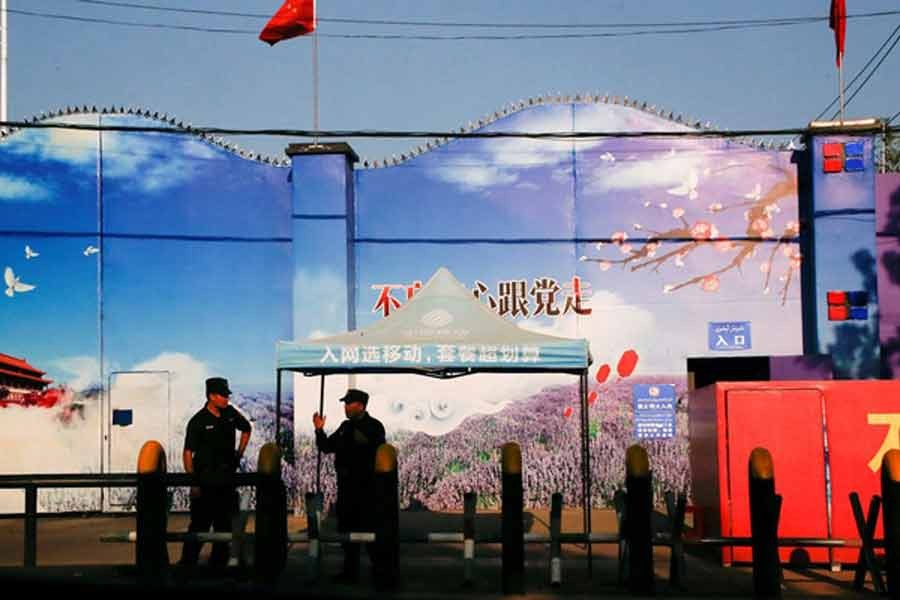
xmin=1 ymin=115 xmax=292 ymax=390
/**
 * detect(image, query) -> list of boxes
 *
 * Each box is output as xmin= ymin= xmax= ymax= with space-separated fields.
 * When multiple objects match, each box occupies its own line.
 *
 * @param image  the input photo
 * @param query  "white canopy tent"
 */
xmin=275 ymin=267 xmax=595 ymax=541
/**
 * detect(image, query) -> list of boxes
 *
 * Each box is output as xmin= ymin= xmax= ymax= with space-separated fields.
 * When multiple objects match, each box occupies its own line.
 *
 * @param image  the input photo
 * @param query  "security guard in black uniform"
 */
xmin=313 ymin=388 xmax=386 ymax=583
xmin=179 ymin=377 xmax=252 ymax=568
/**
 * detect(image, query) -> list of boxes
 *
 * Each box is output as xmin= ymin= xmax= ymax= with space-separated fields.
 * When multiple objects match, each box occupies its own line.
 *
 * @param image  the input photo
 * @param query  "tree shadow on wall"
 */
xmin=827 ymin=249 xmax=881 ymax=378
xmin=879 ymin=184 xmax=900 ymax=377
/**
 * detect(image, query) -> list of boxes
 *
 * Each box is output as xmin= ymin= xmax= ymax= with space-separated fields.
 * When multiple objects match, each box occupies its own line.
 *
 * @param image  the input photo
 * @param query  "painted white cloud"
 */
xmin=5 ymin=115 xmax=224 ymax=194
xmin=294 ymin=268 xmax=346 ymax=339
xmin=109 ymin=352 xmax=213 ymax=474
xmin=0 ymin=399 xmax=102 ymax=512
xmin=426 ymin=103 xmax=693 ymax=195
xmin=101 ymin=133 xmax=216 ymax=193
xmin=431 ymin=159 xmax=519 ymax=191
xmin=515 ymin=289 xmax=669 ymax=374
xmin=6 ymin=115 xmax=100 ymax=166
xmin=51 ymin=355 xmax=100 ymax=390
xmin=0 ymin=175 xmax=50 ymax=201
xmin=582 ymin=150 xmax=713 ymax=195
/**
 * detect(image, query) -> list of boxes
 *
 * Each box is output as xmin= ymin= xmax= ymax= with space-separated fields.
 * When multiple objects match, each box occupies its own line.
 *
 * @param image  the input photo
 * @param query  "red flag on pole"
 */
xmin=259 ymin=0 xmax=316 ymax=45
xmin=829 ymin=0 xmax=846 ymax=67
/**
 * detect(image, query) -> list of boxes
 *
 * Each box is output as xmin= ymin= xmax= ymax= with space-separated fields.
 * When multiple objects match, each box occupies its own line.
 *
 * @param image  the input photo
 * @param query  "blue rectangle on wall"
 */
xmin=844 ymin=141 xmax=864 ymax=157
xmin=708 ymin=321 xmax=752 ymax=351
xmin=633 ymin=384 xmax=676 ymax=440
xmin=844 ymin=157 xmax=865 ymax=172
xmin=112 ymin=409 xmax=133 ymax=427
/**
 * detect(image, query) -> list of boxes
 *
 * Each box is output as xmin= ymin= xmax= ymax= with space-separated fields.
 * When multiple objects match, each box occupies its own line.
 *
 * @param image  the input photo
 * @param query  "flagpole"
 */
xmin=312 ymin=0 xmax=319 ymax=147
xmin=1 ymin=0 xmax=8 ymax=127
xmin=839 ymin=60 xmax=844 ymax=124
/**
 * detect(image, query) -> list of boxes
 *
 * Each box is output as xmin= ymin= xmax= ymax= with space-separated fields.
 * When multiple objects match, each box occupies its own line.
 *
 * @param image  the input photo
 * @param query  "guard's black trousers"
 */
xmin=337 ymin=489 xmax=376 ymax=577
xmin=179 ymin=486 xmax=238 ymax=567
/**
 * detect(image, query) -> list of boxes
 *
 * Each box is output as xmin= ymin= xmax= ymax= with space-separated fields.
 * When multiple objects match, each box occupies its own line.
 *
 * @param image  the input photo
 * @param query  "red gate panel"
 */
xmin=825 ymin=381 xmax=900 ymax=564
xmin=724 ymin=388 xmax=829 ymax=563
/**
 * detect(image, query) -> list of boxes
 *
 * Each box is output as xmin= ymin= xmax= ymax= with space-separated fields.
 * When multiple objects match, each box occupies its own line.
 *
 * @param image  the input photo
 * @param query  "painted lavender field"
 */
xmin=292 ymin=376 xmax=689 ymax=512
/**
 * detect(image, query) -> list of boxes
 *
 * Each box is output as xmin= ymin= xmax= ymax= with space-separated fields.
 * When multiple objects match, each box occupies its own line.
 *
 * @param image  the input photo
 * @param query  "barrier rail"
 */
xmin=5 ymin=440 xmax=899 ymax=596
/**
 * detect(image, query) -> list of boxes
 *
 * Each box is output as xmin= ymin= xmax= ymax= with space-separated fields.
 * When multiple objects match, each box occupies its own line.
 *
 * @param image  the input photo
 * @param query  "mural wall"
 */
xmin=290 ymin=101 xmax=804 ymax=510
xmin=3 ymin=100 xmax=888 ymax=513
xmin=0 ymin=113 xmax=292 ymax=512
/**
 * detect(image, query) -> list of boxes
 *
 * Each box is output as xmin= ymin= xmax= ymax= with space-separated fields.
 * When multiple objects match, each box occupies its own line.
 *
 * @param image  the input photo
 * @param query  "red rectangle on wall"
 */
xmin=828 ymin=305 xmax=849 ymax=320
xmin=826 ymin=290 xmax=848 ymax=305
xmin=822 ymin=142 xmax=844 ymax=158
xmin=823 ymin=157 xmax=844 ymax=173
xmin=724 ymin=388 xmax=829 ymax=563
xmin=825 ymin=381 xmax=900 ymax=564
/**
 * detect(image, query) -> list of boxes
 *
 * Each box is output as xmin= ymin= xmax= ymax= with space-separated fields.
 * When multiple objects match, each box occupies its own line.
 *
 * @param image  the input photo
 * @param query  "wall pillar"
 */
xmin=803 ymin=121 xmax=881 ymax=378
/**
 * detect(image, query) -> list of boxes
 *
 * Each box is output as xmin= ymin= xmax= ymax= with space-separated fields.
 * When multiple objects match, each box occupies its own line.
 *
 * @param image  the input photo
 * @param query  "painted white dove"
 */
xmin=83 ymin=245 xmax=100 ymax=256
xmin=4 ymin=267 xmax=36 ymax=297
xmin=24 ymin=245 xmax=39 ymax=260
xmin=667 ymin=169 xmax=699 ymax=200
xmin=743 ymin=183 xmax=762 ymax=201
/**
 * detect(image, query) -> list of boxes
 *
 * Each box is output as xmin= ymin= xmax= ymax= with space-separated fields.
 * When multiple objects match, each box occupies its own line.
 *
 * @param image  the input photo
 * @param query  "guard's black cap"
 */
xmin=339 ymin=388 xmax=368 ymax=406
xmin=206 ymin=377 xmax=232 ymax=397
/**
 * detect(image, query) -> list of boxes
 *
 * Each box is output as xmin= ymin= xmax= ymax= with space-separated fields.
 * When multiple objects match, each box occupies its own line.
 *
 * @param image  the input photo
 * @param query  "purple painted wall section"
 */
xmin=877 ymin=173 xmax=900 ymax=377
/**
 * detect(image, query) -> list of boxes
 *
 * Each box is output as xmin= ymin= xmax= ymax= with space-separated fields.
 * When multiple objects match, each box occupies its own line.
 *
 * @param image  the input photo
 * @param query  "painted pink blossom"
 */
xmin=700 ymin=275 xmax=720 ymax=292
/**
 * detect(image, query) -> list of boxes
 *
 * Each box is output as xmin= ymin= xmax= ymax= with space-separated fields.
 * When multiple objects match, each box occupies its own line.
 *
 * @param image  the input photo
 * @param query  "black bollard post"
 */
xmin=501 ymin=442 xmax=524 ymax=595
xmin=624 ymin=444 xmax=654 ymax=595
xmin=254 ymin=443 xmax=287 ymax=582
xmin=883 ymin=449 xmax=900 ymax=597
xmin=305 ymin=491 xmax=321 ymax=582
xmin=550 ymin=492 xmax=563 ymax=587
xmin=749 ymin=447 xmax=780 ymax=598
xmin=666 ymin=490 xmax=687 ymax=589
xmin=136 ymin=440 xmax=169 ymax=580
xmin=463 ymin=491 xmax=476 ymax=587
xmin=373 ymin=443 xmax=400 ymax=592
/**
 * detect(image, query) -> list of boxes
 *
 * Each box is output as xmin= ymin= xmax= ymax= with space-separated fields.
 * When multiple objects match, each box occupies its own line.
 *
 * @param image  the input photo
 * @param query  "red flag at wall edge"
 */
xmin=829 ymin=0 xmax=846 ymax=67
xmin=259 ymin=0 xmax=316 ymax=46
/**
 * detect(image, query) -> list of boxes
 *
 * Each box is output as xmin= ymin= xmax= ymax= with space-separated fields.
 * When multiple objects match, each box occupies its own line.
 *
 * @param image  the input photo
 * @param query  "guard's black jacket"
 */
xmin=315 ymin=412 xmax=386 ymax=530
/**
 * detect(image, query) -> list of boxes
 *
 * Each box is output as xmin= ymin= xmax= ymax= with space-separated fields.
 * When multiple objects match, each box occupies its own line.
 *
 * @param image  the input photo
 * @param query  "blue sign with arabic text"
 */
xmin=708 ymin=321 xmax=752 ymax=351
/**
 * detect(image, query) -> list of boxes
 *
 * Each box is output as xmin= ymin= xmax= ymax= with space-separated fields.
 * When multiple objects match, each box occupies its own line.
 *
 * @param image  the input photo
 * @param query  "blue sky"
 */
xmin=7 ymin=1 xmax=900 ymax=163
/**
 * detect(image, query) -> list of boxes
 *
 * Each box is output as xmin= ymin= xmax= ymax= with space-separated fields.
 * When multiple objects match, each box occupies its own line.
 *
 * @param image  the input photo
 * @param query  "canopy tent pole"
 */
xmin=316 ymin=374 xmax=325 ymax=493
xmin=580 ymin=370 xmax=593 ymax=575
xmin=275 ymin=368 xmax=282 ymax=444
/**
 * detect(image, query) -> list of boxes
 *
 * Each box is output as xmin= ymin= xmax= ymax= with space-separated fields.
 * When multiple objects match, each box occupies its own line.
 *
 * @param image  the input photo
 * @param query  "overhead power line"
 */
xmin=2 ymin=119 xmax=898 ymax=139
xmin=70 ymin=1 xmax=900 ymax=30
xmin=832 ymin=28 xmax=900 ymax=119
xmin=815 ymin=23 xmax=900 ymax=121
xmin=12 ymin=6 xmax=900 ymax=40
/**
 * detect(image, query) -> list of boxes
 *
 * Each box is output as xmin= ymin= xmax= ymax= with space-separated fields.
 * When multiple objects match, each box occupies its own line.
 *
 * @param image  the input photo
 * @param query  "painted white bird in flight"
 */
xmin=743 ymin=183 xmax=762 ymax=201
xmin=667 ymin=169 xmax=699 ymax=200
xmin=4 ymin=267 xmax=36 ymax=298
xmin=24 ymin=245 xmax=39 ymax=260
xmin=600 ymin=152 xmax=616 ymax=162
xmin=83 ymin=245 xmax=100 ymax=256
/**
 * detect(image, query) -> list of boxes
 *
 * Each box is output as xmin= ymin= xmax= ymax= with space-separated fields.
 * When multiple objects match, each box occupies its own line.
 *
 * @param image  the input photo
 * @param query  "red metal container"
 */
xmin=690 ymin=379 xmax=900 ymax=566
